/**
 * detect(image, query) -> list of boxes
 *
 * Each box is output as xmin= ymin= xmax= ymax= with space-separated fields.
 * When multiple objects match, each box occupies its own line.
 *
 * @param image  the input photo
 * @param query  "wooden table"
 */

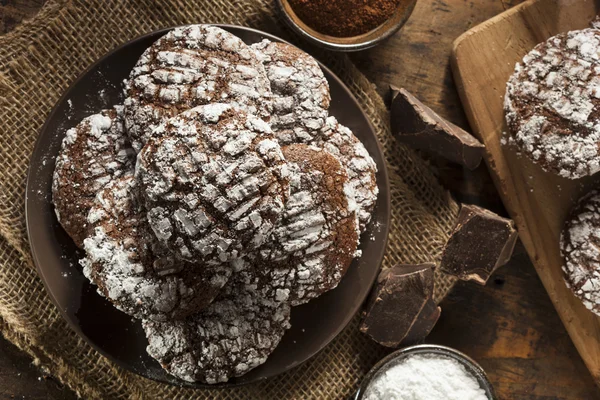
xmin=1 ymin=0 xmax=599 ymax=398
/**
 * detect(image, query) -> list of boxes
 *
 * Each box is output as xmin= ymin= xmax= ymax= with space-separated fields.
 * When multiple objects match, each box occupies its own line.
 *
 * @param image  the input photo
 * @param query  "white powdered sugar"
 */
xmin=252 ymin=40 xmax=330 ymax=144
xmin=504 ymin=28 xmax=600 ymax=179
xmin=363 ymin=354 xmax=487 ymax=400
xmin=124 ymin=25 xmax=272 ymax=151
xmin=561 ymin=190 xmax=600 ymax=315
xmin=136 ymin=104 xmax=289 ymax=264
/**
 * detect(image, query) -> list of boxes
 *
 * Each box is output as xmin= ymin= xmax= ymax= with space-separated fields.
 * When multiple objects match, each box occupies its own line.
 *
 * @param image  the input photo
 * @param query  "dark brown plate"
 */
xmin=25 ymin=25 xmax=390 ymax=388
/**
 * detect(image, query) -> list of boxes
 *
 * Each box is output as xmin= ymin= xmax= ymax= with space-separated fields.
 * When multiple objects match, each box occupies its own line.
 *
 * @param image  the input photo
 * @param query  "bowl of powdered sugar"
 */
xmin=355 ymin=344 xmax=496 ymax=400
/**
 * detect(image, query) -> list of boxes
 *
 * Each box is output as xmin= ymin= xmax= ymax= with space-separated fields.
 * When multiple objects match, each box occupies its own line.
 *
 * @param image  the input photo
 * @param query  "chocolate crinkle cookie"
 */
xmin=252 ymin=144 xmax=360 ymax=305
xmin=124 ymin=25 xmax=272 ymax=152
xmin=504 ymin=28 xmax=600 ymax=179
xmin=52 ymin=106 xmax=135 ymax=247
xmin=252 ymin=40 xmax=330 ymax=145
xmin=143 ymin=272 xmax=291 ymax=383
xmin=136 ymin=103 xmax=290 ymax=264
xmin=312 ymin=116 xmax=378 ymax=231
xmin=561 ymin=190 xmax=600 ymax=316
xmin=81 ymin=175 xmax=231 ymax=321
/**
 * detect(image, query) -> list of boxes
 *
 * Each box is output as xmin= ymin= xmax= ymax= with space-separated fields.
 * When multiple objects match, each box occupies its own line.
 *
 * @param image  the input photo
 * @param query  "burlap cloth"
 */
xmin=0 ymin=1 xmax=459 ymax=398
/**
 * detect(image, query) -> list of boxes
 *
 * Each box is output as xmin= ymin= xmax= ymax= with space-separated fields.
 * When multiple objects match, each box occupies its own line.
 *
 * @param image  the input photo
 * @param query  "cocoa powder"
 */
xmin=288 ymin=0 xmax=402 ymax=37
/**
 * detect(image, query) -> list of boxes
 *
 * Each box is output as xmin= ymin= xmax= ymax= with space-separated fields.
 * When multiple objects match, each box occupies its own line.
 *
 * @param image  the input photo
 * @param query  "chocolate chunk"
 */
xmin=389 ymin=86 xmax=484 ymax=170
xmin=402 ymin=298 xmax=441 ymax=346
xmin=440 ymin=204 xmax=518 ymax=285
xmin=360 ymin=263 xmax=439 ymax=348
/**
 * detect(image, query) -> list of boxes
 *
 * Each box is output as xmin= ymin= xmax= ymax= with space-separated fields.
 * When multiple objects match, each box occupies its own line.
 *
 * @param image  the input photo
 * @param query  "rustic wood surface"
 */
xmin=351 ymin=0 xmax=526 ymax=213
xmin=452 ymin=0 xmax=600 ymax=387
xmin=1 ymin=0 xmax=599 ymax=399
xmin=429 ymin=243 xmax=599 ymax=399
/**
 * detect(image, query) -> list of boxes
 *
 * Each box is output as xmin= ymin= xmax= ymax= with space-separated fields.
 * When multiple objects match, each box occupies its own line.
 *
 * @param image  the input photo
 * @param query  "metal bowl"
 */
xmin=276 ymin=0 xmax=418 ymax=52
xmin=355 ymin=344 xmax=497 ymax=399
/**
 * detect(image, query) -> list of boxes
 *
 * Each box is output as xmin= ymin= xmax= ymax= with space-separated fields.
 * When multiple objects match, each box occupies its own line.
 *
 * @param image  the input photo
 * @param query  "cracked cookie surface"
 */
xmin=124 ymin=25 xmax=272 ymax=151
xmin=312 ymin=117 xmax=378 ymax=232
xmin=252 ymin=40 xmax=329 ymax=145
xmin=81 ymin=175 xmax=231 ymax=321
xmin=143 ymin=268 xmax=291 ymax=383
xmin=52 ymin=106 xmax=135 ymax=247
xmin=250 ymin=144 xmax=359 ymax=306
xmin=561 ymin=190 xmax=600 ymax=316
xmin=136 ymin=103 xmax=290 ymax=264
xmin=505 ymin=28 xmax=600 ymax=179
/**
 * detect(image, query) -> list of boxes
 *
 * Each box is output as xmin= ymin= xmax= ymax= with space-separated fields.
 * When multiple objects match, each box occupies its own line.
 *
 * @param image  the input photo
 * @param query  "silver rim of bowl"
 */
xmin=275 ymin=0 xmax=417 ymax=52
xmin=354 ymin=344 xmax=497 ymax=400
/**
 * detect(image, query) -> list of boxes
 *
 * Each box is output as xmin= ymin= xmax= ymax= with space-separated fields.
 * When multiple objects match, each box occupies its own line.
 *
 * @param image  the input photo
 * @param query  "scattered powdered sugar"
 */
xmin=136 ymin=104 xmax=290 ymax=264
xmin=123 ymin=25 xmax=272 ymax=152
xmin=561 ymin=190 xmax=600 ymax=315
xmin=251 ymin=40 xmax=330 ymax=144
xmin=363 ymin=354 xmax=488 ymax=400
xmin=500 ymin=133 xmax=507 ymax=145
xmin=504 ymin=28 xmax=600 ymax=179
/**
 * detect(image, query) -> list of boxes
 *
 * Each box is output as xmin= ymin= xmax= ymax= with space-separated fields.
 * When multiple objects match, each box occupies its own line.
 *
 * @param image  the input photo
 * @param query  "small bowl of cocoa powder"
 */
xmin=276 ymin=0 xmax=417 ymax=51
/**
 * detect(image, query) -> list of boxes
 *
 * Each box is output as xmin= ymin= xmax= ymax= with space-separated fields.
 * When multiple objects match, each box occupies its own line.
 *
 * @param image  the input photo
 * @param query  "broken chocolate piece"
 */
xmin=389 ymin=86 xmax=484 ymax=170
xmin=402 ymin=298 xmax=441 ymax=346
xmin=360 ymin=263 xmax=438 ymax=348
xmin=440 ymin=204 xmax=518 ymax=285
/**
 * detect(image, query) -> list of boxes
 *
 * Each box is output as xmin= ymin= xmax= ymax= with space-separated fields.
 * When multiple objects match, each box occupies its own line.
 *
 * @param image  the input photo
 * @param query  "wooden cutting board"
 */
xmin=451 ymin=0 xmax=600 ymax=384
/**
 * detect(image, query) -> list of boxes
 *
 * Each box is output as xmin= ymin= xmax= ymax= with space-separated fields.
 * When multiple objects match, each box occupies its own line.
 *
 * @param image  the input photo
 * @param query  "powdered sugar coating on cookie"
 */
xmin=561 ymin=190 xmax=600 ymax=316
xmin=253 ymin=144 xmax=359 ymax=305
xmin=124 ymin=25 xmax=272 ymax=151
xmin=136 ymin=104 xmax=290 ymax=264
xmin=81 ymin=176 xmax=231 ymax=321
xmin=143 ymin=272 xmax=291 ymax=383
xmin=504 ymin=29 xmax=600 ymax=179
xmin=313 ymin=117 xmax=378 ymax=231
xmin=52 ymin=107 xmax=135 ymax=247
xmin=252 ymin=40 xmax=330 ymax=144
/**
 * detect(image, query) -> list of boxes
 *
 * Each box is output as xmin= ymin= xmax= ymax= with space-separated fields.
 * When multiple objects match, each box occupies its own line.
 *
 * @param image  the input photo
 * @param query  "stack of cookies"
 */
xmin=52 ymin=25 xmax=378 ymax=383
xmin=504 ymin=27 xmax=600 ymax=317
